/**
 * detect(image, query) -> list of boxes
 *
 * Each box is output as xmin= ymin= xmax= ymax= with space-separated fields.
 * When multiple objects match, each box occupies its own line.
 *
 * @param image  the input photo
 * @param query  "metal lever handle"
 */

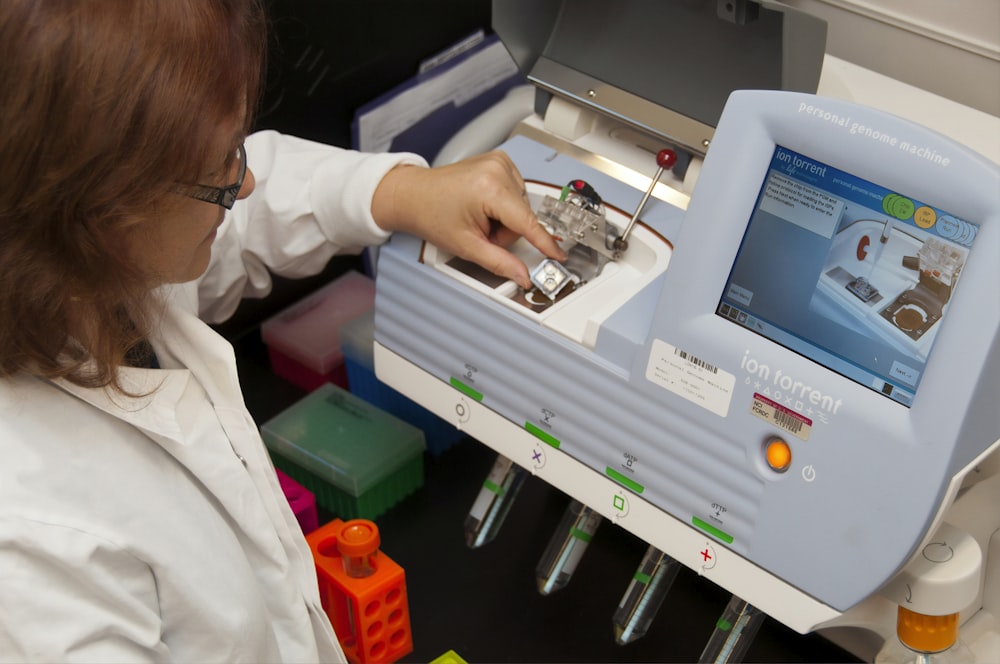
xmin=615 ymin=148 xmax=677 ymax=253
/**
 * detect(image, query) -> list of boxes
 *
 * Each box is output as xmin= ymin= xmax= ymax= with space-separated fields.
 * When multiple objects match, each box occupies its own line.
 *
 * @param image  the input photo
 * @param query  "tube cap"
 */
xmin=896 ymin=606 xmax=958 ymax=653
xmin=336 ymin=519 xmax=380 ymax=558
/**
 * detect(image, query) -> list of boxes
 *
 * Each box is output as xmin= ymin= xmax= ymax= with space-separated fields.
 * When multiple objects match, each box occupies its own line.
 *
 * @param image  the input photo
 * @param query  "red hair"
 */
xmin=0 ymin=0 xmax=266 ymax=392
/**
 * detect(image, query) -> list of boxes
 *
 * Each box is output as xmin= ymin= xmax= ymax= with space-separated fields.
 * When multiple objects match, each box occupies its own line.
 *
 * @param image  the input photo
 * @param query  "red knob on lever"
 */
xmin=656 ymin=148 xmax=678 ymax=170
xmin=616 ymin=148 xmax=677 ymax=253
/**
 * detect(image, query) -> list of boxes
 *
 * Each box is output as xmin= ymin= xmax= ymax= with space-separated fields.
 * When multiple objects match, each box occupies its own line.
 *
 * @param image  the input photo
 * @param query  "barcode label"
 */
xmin=674 ymin=348 xmax=718 ymax=374
xmin=750 ymin=393 xmax=812 ymax=441
xmin=646 ymin=340 xmax=734 ymax=418
xmin=774 ymin=409 xmax=804 ymax=434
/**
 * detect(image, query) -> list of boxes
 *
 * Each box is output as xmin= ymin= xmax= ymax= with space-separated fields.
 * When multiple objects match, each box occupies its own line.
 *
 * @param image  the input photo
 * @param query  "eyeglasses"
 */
xmin=176 ymin=143 xmax=247 ymax=210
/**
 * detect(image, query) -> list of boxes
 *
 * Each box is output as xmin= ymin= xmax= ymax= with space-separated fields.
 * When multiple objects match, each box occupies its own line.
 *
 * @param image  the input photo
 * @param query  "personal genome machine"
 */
xmin=373 ymin=1 xmax=1000 ymax=660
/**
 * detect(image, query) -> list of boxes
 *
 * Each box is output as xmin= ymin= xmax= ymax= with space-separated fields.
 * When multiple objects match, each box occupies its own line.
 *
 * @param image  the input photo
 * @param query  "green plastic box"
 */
xmin=261 ymin=383 xmax=425 ymax=520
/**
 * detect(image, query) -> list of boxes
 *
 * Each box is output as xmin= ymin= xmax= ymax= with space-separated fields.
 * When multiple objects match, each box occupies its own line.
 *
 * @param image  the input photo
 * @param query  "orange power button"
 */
xmin=765 ymin=437 xmax=792 ymax=472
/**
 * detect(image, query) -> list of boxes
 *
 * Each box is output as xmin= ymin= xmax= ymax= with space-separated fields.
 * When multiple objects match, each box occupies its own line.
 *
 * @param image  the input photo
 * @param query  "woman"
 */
xmin=0 ymin=1 xmax=563 ymax=661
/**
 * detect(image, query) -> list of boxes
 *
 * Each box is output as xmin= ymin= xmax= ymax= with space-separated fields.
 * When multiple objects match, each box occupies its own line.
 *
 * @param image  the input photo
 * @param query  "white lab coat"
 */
xmin=0 ymin=131 xmax=425 ymax=662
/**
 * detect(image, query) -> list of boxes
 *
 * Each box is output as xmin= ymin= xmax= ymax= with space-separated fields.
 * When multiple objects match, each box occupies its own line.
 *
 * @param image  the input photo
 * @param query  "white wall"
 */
xmin=782 ymin=0 xmax=1000 ymax=116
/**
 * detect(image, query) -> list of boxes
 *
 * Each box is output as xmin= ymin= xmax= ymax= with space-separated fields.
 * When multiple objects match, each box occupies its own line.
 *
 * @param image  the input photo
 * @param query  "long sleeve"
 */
xmin=0 ymin=517 xmax=169 ymax=663
xmin=195 ymin=130 xmax=427 ymax=324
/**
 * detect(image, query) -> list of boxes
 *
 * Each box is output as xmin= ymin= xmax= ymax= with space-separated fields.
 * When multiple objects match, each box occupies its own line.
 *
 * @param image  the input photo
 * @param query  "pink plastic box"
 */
xmin=261 ymin=271 xmax=376 ymax=392
xmin=276 ymin=468 xmax=319 ymax=534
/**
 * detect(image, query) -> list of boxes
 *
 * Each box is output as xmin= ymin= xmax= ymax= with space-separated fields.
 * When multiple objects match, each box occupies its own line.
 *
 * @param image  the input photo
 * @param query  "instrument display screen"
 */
xmin=718 ymin=146 xmax=979 ymax=407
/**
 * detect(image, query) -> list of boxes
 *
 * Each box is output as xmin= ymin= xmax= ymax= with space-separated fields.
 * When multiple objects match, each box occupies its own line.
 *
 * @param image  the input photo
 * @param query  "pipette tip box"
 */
xmin=261 ymin=383 xmax=425 ymax=521
xmin=341 ymin=310 xmax=464 ymax=456
xmin=261 ymin=271 xmax=376 ymax=392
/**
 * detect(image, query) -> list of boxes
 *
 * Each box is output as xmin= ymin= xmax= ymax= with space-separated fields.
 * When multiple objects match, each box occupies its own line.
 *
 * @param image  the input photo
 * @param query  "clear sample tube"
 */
xmin=463 ymin=454 xmax=528 ymax=548
xmin=612 ymin=545 xmax=681 ymax=645
xmin=336 ymin=519 xmax=380 ymax=578
xmin=535 ymin=499 xmax=603 ymax=595
xmin=332 ymin=519 xmax=381 ymax=643
xmin=698 ymin=596 xmax=765 ymax=663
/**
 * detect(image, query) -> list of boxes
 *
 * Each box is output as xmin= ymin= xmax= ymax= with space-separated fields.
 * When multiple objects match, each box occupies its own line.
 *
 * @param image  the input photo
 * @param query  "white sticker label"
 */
xmin=646 ymin=340 xmax=735 ymax=417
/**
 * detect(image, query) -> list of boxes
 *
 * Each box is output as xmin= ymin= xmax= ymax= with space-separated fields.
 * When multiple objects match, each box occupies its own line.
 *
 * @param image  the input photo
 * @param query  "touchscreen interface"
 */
xmin=719 ymin=146 xmax=978 ymax=407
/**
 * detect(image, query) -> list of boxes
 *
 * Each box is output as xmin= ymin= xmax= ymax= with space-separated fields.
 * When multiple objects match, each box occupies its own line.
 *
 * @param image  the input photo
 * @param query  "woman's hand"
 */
xmin=371 ymin=150 xmax=566 ymax=289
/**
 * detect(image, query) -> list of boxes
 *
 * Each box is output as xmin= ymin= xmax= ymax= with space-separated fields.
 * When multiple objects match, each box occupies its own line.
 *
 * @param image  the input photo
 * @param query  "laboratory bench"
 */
xmin=229 ymin=291 xmax=862 ymax=664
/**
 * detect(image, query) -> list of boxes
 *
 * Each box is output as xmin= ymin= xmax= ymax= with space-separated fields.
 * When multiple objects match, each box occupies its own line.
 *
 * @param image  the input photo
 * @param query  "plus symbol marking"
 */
xmin=701 ymin=548 xmax=713 ymax=562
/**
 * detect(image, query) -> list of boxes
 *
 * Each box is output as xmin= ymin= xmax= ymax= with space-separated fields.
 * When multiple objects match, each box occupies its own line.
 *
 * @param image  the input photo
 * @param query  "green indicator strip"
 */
xmin=692 ymin=516 xmax=734 ymax=544
xmin=716 ymin=618 xmax=734 ymax=631
xmin=569 ymin=527 xmax=593 ymax=543
xmin=605 ymin=467 xmax=644 ymax=494
xmin=483 ymin=479 xmax=504 ymax=496
xmin=633 ymin=571 xmax=652 ymax=584
xmin=524 ymin=422 xmax=560 ymax=449
xmin=449 ymin=377 xmax=483 ymax=401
